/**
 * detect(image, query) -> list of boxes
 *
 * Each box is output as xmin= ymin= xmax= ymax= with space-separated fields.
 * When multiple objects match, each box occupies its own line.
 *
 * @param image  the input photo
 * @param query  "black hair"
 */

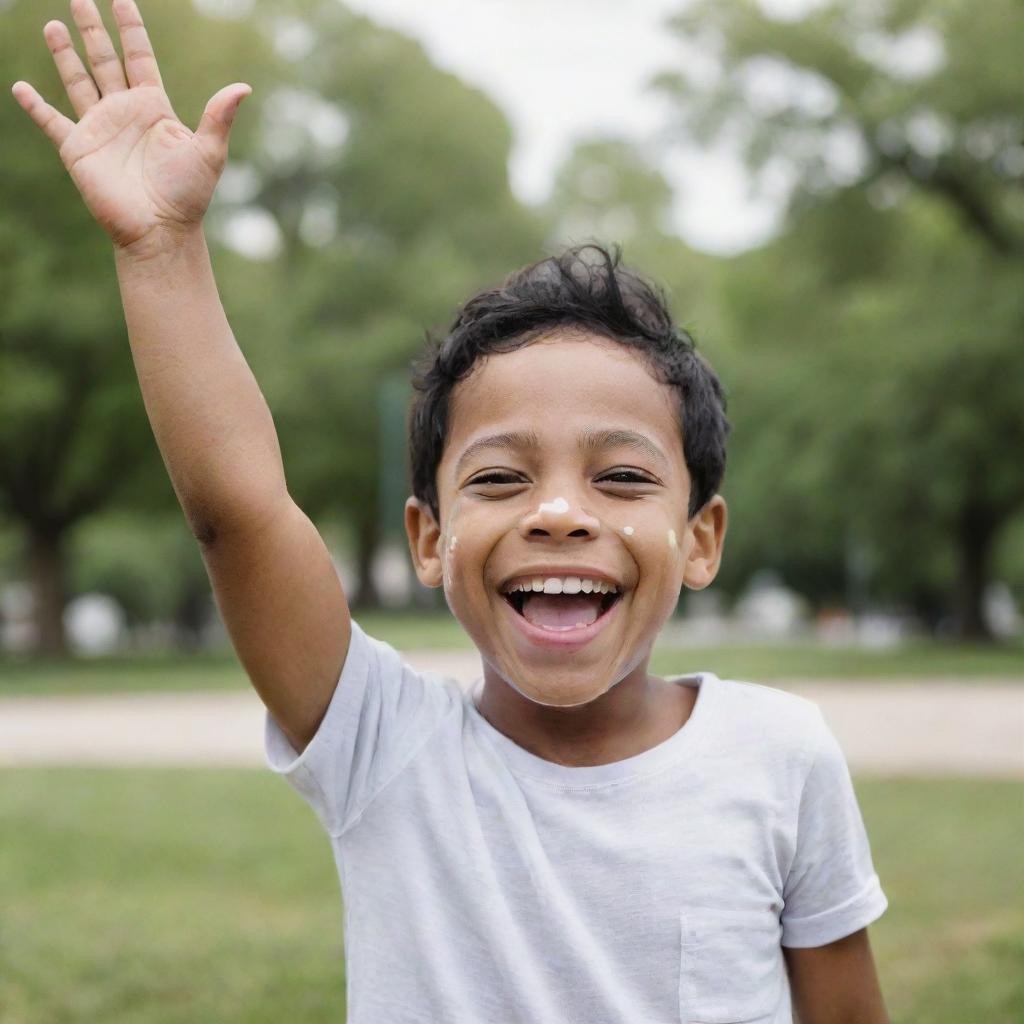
xmin=409 ymin=242 xmax=729 ymax=521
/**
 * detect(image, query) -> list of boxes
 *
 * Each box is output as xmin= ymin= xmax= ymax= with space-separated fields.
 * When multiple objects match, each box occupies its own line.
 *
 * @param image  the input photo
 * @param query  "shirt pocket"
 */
xmin=678 ymin=906 xmax=783 ymax=1024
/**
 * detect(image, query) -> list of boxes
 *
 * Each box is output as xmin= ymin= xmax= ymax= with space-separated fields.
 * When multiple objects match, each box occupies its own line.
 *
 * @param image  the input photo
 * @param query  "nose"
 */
xmin=518 ymin=496 xmax=602 ymax=542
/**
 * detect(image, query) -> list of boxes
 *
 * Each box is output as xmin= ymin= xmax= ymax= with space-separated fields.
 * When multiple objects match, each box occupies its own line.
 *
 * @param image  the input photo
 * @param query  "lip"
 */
xmin=499 ymin=585 xmax=624 ymax=651
xmin=498 ymin=565 xmax=624 ymax=592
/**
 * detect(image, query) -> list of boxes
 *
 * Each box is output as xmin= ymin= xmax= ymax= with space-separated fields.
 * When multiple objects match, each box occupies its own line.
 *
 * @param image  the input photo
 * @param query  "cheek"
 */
xmin=603 ymin=508 xmax=684 ymax=555
xmin=439 ymin=500 xmax=519 ymax=594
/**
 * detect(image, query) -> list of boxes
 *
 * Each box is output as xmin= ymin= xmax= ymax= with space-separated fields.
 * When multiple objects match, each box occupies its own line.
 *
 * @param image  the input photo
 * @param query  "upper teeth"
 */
xmin=505 ymin=577 xmax=619 ymax=595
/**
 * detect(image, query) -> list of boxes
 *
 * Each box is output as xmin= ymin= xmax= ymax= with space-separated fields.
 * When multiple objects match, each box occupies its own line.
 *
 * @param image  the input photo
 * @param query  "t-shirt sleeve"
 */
xmin=263 ymin=620 xmax=459 ymax=837
xmin=780 ymin=707 xmax=888 ymax=948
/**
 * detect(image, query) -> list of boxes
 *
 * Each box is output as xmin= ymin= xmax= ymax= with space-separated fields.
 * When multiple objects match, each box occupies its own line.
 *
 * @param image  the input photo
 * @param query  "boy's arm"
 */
xmin=784 ymin=928 xmax=890 ymax=1024
xmin=13 ymin=0 xmax=348 ymax=753
xmin=115 ymin=236 xmax=350 ymax=755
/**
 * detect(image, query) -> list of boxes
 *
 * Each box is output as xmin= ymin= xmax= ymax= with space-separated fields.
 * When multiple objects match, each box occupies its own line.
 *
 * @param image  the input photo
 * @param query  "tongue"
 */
xmin=521 ymin=593 xmax=603 ymax=629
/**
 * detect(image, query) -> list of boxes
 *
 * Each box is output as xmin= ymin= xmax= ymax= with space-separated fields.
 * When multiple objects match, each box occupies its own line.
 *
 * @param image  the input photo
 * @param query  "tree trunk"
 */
xmin=27 ymin=529 xmax=68 ymax=656
xmin=173 ymin=576 xmax=212 ymax=653
xmin=953 ymin=502 xmax=998 ymax=641
xmin=354 ymin=513 xmax=381 ymax=608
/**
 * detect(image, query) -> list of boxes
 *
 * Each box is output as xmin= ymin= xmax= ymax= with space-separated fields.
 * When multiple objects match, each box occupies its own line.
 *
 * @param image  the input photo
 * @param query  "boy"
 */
xmin=12 ymin=2 xmax=890 ymax=1021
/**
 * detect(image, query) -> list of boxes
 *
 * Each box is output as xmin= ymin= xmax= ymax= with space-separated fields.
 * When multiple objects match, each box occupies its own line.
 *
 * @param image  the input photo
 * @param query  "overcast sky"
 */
xmin=341 ymin=0 xmax=793 ymax=254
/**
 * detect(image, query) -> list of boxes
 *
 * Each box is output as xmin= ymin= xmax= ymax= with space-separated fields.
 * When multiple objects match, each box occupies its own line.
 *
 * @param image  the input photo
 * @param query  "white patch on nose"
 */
xmin=667 ymin=529 xmax=677 ymax=550
xmin=449 ymin=535 xmax=458 ymax=552
xmin=622 ymin=526 xmax=635 ymax=536
xmin=538 ymin=497 xmax=569 ymax=515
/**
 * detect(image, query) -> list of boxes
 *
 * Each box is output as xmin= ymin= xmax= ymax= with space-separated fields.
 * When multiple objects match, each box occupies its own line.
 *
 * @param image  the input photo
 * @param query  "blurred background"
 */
xmin=1 ymin=0 xmax=1022 ymax=1021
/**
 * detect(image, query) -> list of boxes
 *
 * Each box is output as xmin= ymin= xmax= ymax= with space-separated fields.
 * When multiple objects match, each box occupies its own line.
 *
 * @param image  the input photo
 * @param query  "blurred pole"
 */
xmin=845 ymin=524 xmax=873 ymax=619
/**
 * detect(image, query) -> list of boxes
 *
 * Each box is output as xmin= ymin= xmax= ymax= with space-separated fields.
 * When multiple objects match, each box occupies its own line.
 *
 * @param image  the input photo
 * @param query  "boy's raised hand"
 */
xmin=11 ymin=0 xmax=250 ymax=257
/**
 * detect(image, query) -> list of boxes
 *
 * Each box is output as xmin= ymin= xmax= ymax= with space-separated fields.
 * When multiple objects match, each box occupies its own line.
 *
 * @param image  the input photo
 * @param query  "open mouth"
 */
xmin=502 ymin=577 xmax=622 ymax=631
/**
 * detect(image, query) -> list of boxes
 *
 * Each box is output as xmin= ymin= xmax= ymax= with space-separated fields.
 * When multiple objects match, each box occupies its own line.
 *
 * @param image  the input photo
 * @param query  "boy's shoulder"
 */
xmin=704 ymin=671 xmax=827 ymax=761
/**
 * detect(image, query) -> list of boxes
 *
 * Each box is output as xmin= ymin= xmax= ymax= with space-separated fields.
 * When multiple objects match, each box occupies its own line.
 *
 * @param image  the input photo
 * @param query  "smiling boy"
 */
xmin=14 ymin=2 xmax=890 ymax=1021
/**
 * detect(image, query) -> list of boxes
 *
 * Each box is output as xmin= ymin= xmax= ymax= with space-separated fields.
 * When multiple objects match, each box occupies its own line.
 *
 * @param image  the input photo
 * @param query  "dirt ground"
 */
xmin=1 ymin=648 xmax=1022 ymax=776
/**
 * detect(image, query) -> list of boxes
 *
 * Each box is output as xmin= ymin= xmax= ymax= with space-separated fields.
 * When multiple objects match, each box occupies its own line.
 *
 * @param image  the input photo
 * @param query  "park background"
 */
xmin=1 ymin=0 xmax=1022 ymax=1020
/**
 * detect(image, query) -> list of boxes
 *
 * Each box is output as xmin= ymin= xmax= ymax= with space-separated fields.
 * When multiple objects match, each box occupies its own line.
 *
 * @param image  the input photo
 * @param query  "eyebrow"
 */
xmin=454 ymin=427 xmax=668 ymax=474
xmin=455 ymin=431 xmax=541 ymax=475
xmin=580 ymin=428 xmax=669 ymax=468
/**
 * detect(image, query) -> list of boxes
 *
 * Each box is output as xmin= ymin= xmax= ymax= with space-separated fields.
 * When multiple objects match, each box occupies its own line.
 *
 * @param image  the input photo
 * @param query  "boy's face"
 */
xmin=406 ymin=331 xmax=727 ymax=708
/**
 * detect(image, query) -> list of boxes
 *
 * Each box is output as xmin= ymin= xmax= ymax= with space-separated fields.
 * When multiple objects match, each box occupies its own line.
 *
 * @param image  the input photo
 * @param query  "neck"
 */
xmin=476 ymin=658 xmax=691 ymax=767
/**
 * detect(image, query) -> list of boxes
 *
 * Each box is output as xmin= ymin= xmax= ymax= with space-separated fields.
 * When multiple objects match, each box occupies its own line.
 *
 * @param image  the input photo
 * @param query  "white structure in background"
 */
xmin=0 ymin=582 xmax=35 ymax=653
xmin=661 ymin=589 xmax=731 ymax=645
xmin=733 ymin=569 xmax=809 ymax=639
xmin=64 ymin=593 xmax=125 ymax=654
xmin=371 ymin=543 xmax=414 ymax=607
xmin=854 ymin=612 xmax=905 ymax=649
xmin=985 ymin=582 xmax=1022 ymax=638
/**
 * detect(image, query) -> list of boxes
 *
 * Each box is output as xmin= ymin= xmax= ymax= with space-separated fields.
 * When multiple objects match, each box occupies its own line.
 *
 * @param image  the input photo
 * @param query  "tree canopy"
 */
xmin=655 ymin=0 xmax=1024 ymax=636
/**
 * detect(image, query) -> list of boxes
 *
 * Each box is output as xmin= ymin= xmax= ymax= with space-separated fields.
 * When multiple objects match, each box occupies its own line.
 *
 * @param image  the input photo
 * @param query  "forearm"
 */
xmin=785 ymin=930 xmax=890 ymax=1024
xmin=114 ymin=228 xmax=287 ymax=539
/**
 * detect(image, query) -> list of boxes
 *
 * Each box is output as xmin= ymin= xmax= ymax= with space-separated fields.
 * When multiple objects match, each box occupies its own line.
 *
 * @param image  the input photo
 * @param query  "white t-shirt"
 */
xmin=265 ymin=622 xmax=887 ymax=1024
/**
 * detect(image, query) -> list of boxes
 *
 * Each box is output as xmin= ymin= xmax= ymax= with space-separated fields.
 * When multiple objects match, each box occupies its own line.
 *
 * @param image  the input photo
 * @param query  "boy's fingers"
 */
xmin=194 ymin=83 xmax=251 ymax=164
xmin=11 ymin=81 xmax=75 ymax=151
xmin=112 ymin=0 xmax=163 ymax=90
xmin=69 ymin=0 xmax=128 ymax=97
xmin=43 ymin=20 xmax=100 ymax=118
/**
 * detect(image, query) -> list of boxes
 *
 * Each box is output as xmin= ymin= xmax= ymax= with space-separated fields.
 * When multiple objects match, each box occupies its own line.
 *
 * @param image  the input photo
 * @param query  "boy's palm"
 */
xmin=11 ymin=0 xmax=250 ymax=254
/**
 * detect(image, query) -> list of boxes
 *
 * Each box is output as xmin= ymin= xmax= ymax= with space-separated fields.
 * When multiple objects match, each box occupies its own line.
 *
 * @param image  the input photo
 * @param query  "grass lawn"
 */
xmin=0 ymin=770 xmax=1021 ymax=1023
xmin=1 ymin=612 xmax=1023 ymax=696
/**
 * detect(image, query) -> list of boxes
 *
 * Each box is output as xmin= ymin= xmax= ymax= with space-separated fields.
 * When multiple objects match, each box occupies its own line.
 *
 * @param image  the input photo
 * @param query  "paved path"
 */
xmin=1 ymin=650 xmax=1022 ymax=777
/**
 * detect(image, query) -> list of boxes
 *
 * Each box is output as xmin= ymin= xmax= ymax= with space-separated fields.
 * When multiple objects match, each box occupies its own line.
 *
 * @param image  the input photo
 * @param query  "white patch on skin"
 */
xmin=538 ymin=497 xmax=569 ymax=515
xmin=442 ymin=534 xmax=458 ymax=591
xmin=622 ymin=525 xmax=635 ymax=536
xmin=668 ymin=529 xmax=678 ymax=550
xmin=441 ymin=506 xmax=460 ymax=595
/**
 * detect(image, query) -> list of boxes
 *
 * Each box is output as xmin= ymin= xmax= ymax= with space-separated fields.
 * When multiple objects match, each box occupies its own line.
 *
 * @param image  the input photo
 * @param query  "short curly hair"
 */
xmin=408 ymin=243 xmax=730 ymax=521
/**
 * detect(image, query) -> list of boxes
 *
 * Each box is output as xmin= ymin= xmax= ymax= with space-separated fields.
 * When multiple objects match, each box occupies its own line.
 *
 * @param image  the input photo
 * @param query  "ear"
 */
xmin=405 ymin=496 xmax=444 ymax=588
xmin=682 ymin=495 xmax=728 ymax=591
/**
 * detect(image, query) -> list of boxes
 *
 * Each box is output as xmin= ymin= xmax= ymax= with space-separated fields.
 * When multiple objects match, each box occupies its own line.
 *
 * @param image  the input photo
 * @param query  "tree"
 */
xmin=1 ymin=0 xmax=274 ymax=653
xmin=656 ymin=0 xmax=1024 ymax=637
xmin=2 ymin=0 xmax=545 ymax=656
xmin=235 ymin=0 xmax=546 ymax=604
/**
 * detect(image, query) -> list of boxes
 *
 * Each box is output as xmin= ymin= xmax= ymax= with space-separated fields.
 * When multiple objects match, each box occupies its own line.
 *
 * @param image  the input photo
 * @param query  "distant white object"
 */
xmin=0 ymin=582 xmax=36 ymax=653
xmin=662 ymin=590 xmax=730 ymax=644
xmin=64 ymin=593 xmax=125 ymax=654
xmin=985 ymin=582 xmax=1022 ymax=638
xmin=855 ymin=613 xmax=904 ymax=649
xmin=330 ymin=549 xmax=358 ymax=598
xmin=372 ymin=543 xmax=414 ymax=607
xmin=734 ymin=570 xmax=808 ymax=637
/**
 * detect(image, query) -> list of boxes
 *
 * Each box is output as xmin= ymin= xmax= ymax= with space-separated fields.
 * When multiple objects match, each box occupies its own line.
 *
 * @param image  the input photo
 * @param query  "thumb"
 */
xmin=195 ymin=83 xmax=252 ymax=162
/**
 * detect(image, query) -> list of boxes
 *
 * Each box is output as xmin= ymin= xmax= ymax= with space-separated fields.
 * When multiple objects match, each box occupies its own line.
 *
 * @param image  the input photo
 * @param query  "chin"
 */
xmin=494 ymin=659 xmax=625 ymax=708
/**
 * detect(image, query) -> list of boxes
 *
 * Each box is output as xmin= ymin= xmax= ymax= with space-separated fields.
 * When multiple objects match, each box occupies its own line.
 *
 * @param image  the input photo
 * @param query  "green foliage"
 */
xmin=235 ymin=0 xmax=546 ymax=560
xmin=544 ymin=137 xmax=720 ymax=332
xmin=0 ymin=0 xmax=275 ymax=531
xmin=67 ymin=511 xmax=208 ymax=627
xmin=655 ymin=0 xmax=1024 ymax=631
xmin=2 ymin=0 xmax=545 ymax=637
